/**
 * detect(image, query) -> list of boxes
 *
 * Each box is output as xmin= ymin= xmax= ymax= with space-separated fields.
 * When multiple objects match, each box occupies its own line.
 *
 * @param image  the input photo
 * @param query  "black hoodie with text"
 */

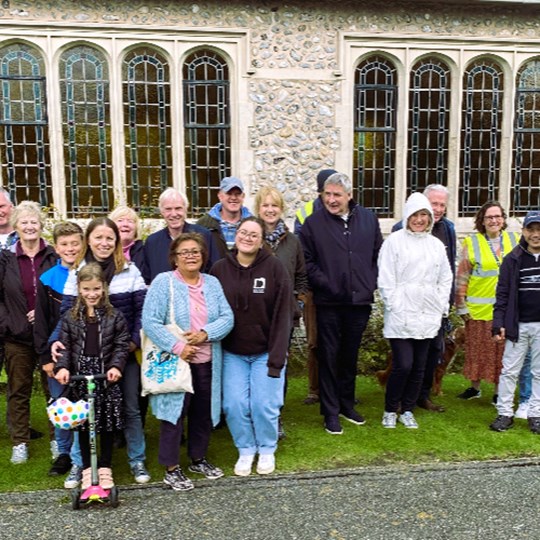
xmin=211 ymin=248 xmax=292 ymax=377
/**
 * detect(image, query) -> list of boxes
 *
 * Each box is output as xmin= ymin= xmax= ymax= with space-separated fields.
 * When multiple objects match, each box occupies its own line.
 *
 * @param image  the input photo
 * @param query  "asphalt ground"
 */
xmin=1 ymin=458 xmax=539 ymax=540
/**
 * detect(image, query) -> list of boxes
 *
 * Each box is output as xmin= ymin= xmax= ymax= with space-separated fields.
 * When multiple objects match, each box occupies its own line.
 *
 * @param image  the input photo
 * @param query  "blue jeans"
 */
xmin=518 ymin=350 xmax=532 ymax=404
xmin=48 ymin=376 xmax=73 ymax=455
xmin=222 ymin=351 xmax=285 ymax=456
xmin=121 ymin=354 xmax=146 ymax=466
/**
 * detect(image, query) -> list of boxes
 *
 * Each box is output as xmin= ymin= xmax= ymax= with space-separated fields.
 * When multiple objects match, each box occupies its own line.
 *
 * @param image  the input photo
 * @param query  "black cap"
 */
xmin=316 ymin=169 xmax=338 ymax=192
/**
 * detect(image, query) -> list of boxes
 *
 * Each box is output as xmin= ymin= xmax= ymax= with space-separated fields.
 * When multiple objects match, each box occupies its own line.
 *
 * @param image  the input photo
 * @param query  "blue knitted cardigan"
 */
xmin=141 ymin=271 xmax=234 ymax=425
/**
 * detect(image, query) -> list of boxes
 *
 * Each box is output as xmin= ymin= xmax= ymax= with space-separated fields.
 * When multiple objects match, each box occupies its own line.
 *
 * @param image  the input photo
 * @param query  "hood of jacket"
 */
xmin=208 ymin=203 xmax=251 ymax=223
xmin=403 ymin=193 xmax=434 ymax=235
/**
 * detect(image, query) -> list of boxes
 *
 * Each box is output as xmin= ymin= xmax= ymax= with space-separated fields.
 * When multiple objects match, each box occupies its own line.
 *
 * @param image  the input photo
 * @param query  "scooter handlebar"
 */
xmin=70 ymin=374 xmax=108 ymax=382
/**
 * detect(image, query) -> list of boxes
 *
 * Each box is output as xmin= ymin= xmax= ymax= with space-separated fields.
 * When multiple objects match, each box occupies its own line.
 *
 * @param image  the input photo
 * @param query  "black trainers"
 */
xmin=188 ymin=458 xmax=224 ymax=480
xmin=324 ymin=416 xmax=343 ymax=435
xmin=48 ymin=453 xmax=72 ymax=476
xmin=489 ymin=415 xmax=514 ymax=432
xmin=528 ymin=416 xmax=540 ymax=434
xmin=457 ymin=387 xmax=482 ymax=400
xmin=339 ymin=409 xmax=366 ymax=425
xmin=164 ymin=467 xmax=194 ymax=491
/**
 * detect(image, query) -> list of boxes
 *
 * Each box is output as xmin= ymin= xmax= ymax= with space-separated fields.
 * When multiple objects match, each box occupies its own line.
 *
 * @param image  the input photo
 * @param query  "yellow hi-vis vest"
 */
xmin=295 ymin=200 xmax=314 ymax=225
xmin=464 ymin=230 xmax=519 ymax=321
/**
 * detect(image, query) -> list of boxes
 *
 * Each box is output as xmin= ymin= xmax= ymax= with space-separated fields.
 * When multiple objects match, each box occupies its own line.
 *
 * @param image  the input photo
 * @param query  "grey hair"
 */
xmin=324 ymin=172 xmax=353 ymax=194
xmin=0 ymin=187 xmax=13 ymax=205
xmin=158 ymin=188 xmax=190 ymax=210
xmin=10 ymin=200 xmax=45 ymax=229
xmin=423 ymin=184 xmax=449 ymax=198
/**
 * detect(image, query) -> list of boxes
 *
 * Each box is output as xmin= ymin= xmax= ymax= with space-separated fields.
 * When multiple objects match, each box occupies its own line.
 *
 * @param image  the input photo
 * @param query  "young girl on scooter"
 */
xmin=55 ymin=263 xmax=130 ymax=490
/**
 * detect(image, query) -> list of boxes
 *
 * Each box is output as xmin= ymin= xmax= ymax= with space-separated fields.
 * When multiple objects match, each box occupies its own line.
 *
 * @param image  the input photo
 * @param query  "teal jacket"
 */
xmin=141 ymin=271 xmax=234 ymax=425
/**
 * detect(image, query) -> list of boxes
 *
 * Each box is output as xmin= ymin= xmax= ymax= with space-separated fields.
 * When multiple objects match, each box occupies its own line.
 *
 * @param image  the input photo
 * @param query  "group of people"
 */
xmin=0 ymin=168 xmax=539 ymax=492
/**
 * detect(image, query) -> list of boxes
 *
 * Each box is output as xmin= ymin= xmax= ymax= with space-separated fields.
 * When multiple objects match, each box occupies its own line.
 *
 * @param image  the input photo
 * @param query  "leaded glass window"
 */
xmin=460 ymin=59 xmax=503 ymax=216
xmin=122 ymin=47 xmax=171 ymax=215
xmin=183 ymin=49 xmax=230 ymax=218
xmin=59 ymin=45 xmax=112 ymax=217
xmin=512 ymin=59 xmax=540 ymax=213
xmin=353 ymin=56 xmax=396 ymax=218
xmin=0 ymin=43 xmax=51 ymax=207
xmin=408 ymin=57 xmax=450 ymax=194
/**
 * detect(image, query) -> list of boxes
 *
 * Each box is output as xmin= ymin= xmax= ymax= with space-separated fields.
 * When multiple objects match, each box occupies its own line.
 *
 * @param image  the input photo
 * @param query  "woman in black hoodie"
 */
xmin=211 ymin=217 xmax=292 ymax=477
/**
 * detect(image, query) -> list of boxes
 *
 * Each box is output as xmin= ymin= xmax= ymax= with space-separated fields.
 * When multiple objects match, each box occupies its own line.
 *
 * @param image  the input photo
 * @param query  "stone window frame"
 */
xmin=0 ymin=23 xmax=250 ymax=218
xmin=338 ymin=33 xmax=540 ymax=233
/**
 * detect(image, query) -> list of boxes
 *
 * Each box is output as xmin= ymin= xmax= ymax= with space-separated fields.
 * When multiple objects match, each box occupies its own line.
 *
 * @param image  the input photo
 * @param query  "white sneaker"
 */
xmin=50 ymin=440 xmax=60 ymax=461
xmin=11 ymin=443 xmax=28 ymax=464
xmin=234 ymin=454 xmax=255 ymax=477
xmin=399 ymin=411 xmax=419 ymax=429
xmin=256 ymin=454 xmax=275 ymax=475
xmin=515 ymin=401 xmax=529 ymax=420
xmin=64 ymin=464 xmax=83 ymax=489
xmin=382 ymin=411 xmax=397 ymax=429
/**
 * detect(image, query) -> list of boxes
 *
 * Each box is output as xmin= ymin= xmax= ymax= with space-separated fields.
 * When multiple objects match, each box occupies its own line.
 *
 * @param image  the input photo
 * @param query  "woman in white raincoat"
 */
xmin=378 ymin=192 xmax=453 ymax=429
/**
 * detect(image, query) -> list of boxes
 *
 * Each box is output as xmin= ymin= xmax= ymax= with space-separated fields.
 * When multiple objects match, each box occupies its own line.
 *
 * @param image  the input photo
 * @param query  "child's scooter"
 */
xmin=70 ymin=374 xmax=119 ymax=510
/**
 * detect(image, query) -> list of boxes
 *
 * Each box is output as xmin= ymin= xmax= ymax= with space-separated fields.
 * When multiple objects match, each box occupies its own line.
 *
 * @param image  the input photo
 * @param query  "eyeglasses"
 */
xmin=176 ymin=249 xmax=202 ymax=258
xmin=237 ymin=230 xmax=261 ymax=241
xmin=485 ymin=215 xmax=503 ymax=221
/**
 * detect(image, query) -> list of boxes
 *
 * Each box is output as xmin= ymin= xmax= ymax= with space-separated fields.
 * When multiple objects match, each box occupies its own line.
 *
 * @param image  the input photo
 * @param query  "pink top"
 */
xmin=122 ymin=241 xmax=135 ymax=261
xmin=173 ymin=271 xmax=211 ymax=364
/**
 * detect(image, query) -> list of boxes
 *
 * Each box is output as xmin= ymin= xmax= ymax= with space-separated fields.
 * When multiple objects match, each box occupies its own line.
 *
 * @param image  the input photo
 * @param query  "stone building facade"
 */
xmin=0 ymin=0 xmax=539 ymax=233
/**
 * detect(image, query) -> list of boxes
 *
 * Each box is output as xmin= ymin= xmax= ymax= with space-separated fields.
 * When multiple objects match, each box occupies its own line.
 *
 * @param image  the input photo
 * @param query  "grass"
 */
xmin=1 ymin=372 xmax=539 ymax=493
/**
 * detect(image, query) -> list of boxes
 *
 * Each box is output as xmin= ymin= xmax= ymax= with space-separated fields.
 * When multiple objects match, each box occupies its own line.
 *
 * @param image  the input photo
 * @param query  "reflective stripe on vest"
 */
xmin=295 ymin=200 xmax=314 ymax=225
xmin=465 ymin=231 xmax=519 ymax=320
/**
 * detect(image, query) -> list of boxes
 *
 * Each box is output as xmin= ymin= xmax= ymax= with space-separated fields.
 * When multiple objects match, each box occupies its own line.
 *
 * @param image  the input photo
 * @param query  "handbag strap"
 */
xmin=169 ymin=274 xmax=176 ymax=323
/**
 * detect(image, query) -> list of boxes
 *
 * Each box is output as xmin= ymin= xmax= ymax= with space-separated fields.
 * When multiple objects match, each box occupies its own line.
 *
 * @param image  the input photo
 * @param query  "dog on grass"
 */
xmin=375 ymin=326 xmax=466 ymax=395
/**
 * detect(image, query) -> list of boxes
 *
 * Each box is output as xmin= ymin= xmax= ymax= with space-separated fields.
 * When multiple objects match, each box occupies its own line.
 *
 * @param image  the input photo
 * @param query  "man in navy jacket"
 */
xmin=299 ymin=172 xmax=383 ymax=435
xmin=144 ymin=188 xmax=219 ymax=282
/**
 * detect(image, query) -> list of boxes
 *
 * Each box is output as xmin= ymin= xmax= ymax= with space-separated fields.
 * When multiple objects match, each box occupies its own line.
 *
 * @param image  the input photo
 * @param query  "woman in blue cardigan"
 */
xmin=142 ymin=232 xmax=234 ymax=492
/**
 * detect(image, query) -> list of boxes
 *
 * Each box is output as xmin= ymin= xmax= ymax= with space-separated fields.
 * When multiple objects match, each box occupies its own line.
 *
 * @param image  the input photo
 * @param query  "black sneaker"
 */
xmin=457 ymin=387 xmax=482 ymax=400
xmin=339 ymin=409 xmax=366 ymax=425
xmin=188 ymin=459 xmax=224 ymax=480
xmin=48 ymin=453 xmax=72 ymax=476
xmin=324 ymin=416 xmax=343 ymax=435
xmin=164 ymin=467 xmax=194 ymax=491
xmin=528 ymin=416 xmax=540 ymax=434
xmin=489 ymin=415 xmax=514 ymax=432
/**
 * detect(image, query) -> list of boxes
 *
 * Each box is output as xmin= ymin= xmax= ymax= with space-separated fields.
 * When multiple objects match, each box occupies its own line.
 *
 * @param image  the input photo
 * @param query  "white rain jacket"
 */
xmin=378 ymin=192 xmax=453 ymax=339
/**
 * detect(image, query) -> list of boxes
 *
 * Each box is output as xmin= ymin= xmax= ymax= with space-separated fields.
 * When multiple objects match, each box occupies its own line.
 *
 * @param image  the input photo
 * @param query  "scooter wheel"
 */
xmin=71 ymin=489 xmax=81 ymax=510
xmin=109 ymin=486 xmax=119 ymax=508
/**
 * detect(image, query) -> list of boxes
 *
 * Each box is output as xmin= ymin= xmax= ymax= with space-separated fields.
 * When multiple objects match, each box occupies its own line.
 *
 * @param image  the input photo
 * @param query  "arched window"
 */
xmin=0 ymin=42 xmax=51 ymax=207
xmin=59 ymin=45 xmax=112 ymax=217
xmin=460 ymin=58 xmax=504 ymax=216
xmin=513 ymin=59 xmax=540 ymax=213
xmin=122 ymin=47 xmax=171 ymax=215
xmin=408 ymin=57 xmax=450 ymax=194
xmin=183 ymin=49 xmax=230 ymax=217
xmin=353 ymin=56 xmax=396 ymax=218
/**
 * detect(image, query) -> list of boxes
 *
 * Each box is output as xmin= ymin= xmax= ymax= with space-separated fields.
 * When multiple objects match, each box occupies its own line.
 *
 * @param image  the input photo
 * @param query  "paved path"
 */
xmin=1 ymin=459 xmax=539 ymax=540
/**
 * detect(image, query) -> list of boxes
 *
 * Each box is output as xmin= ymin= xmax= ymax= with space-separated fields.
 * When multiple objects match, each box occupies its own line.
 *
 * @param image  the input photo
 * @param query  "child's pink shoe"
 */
xmin=81 ymin=468 xmax=92 ymax=490
xmin=98 ymin=467 xmax=114 ymax=489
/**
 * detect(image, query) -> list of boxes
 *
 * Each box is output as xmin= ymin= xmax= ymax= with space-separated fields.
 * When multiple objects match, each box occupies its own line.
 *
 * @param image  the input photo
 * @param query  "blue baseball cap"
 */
xmin=220 ymin=177 xmax=244 ymax=193
xmin=524 ymin=210 xmax=540 ymax=228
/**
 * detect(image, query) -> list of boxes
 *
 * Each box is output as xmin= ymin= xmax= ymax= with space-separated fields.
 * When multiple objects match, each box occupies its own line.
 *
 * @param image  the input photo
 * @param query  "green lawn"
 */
xmin=1 ymin=373 xmax=539 ymax=492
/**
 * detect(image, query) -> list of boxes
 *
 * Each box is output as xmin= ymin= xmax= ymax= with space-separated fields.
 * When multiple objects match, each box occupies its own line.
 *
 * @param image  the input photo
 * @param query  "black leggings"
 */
xmin=79 ymin=430 xmax=115 ymax=469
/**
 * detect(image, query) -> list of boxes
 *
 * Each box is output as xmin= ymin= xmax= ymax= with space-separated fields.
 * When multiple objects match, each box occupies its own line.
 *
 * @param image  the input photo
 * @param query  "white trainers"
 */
xmin=515 ymin=401 xmax=529 ymax=420
xmin=11 ymin=443 xmax=28 ymax=464
xmin=50 ymin=440 xmax=60 ymax=461
xmin=64 ymin=464 xmax=83 ymax=489
xmin=256 ymin=454 xmax=275 ymax=475
xmin=234 ymin=454 xmax=255 ymax=477
xmin=399 ymin=411 xmax=419 ymax=429
xmin=382 ymin=411 xmax=397 ymax=429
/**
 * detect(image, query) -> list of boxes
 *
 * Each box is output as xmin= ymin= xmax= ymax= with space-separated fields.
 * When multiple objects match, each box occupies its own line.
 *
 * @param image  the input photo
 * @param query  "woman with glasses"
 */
xmin=456 ymin=202 xmax=519 ymax=402
xmin=211 ymin=217 xmax=292 ymax=476
xmin=142 ymin=232 xmax=233 ymax=491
